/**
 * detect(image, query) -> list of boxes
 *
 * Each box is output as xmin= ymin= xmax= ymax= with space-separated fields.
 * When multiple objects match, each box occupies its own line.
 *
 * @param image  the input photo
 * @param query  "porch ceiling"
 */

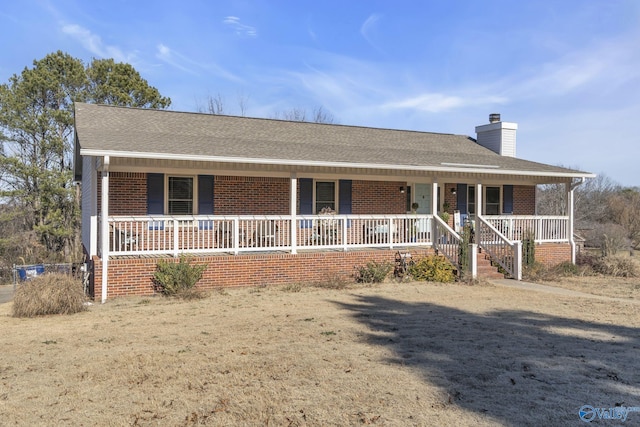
xmin=107 ymin=157 xmax=575 ymax=185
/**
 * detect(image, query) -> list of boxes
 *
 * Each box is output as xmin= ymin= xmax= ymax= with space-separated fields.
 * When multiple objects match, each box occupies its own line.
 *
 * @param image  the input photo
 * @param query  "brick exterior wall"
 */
xmin=100 ymin=174 xmax=407 ymax=216
xmin=443 ymin=184 xmax=457 ymax=214
xmin=90 ymin=242 xmax=572 ymax=298
xmin=534 ymin=243 xmax=572 ymax=267
xmin=92 ymin=248 xmax=436 ymax=298
xmin=214 ymin=176 xmax=290 ymax=215
xmin=97 ymin=172 xmax=148 ymax=216
xmin=513 ymin=185 xmax=536 ymax=215
xmin=352 ymin=180 xmax=406 ymax=214
xmin=98 ymin=174 xmax=536 ymax=217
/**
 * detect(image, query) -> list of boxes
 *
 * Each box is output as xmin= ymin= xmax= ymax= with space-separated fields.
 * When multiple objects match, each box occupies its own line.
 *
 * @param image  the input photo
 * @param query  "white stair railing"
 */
xmin=477 ymin=216 xmax=522 ymax=280
xmin=433 ymin=215 xmax=461 ymax=268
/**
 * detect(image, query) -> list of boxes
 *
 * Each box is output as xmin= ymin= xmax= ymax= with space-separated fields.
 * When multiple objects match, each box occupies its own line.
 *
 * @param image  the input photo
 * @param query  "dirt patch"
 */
xmin=1 ymin=280 xmax=639 ymax=426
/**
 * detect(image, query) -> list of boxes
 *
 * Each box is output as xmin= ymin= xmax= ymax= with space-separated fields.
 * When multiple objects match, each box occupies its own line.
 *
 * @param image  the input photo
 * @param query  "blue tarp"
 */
xmin=16 ymin=264 xmax=45 ymax=281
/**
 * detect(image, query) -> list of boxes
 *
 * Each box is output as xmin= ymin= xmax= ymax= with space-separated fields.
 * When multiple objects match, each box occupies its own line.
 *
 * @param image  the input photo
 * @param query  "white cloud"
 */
xmin=223 ymin=16 xmax=257 ymax=37
xmin=383 ymin=92 xmax=509 ymax=113
xmin=360 ymin=13 xmax=383 ymax=52
xmin=505 ymin=34 xmax=640 ymax=101
xmin=155 ymin=43 xmax=198 ymax=75
xmin=61 ymin=24 xmax=132 ymax=63
xmin=155 ymin=43 xmax=244 ymax=83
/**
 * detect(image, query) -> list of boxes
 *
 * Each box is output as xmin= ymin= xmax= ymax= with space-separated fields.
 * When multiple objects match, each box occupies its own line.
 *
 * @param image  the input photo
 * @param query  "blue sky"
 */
xmin=2 ymin=0 xmax=639 ymax=186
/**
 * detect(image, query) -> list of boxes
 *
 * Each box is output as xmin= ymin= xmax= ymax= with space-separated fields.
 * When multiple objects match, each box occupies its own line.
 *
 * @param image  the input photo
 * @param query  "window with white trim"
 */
xmin=168 ymin=176 xmax=194 ymax=214
xmin=315 ymin=181 xmax=336 ymax=213
xmin=485 ymin=186 xmax=500 ymax=215
xmin=468 ymin=186 xmax=476 ymax=215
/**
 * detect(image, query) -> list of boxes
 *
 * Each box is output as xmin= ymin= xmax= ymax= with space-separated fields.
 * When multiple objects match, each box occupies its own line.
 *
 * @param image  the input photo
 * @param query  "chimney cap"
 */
xmin=489 ymin=113 xmax=501 ymax=123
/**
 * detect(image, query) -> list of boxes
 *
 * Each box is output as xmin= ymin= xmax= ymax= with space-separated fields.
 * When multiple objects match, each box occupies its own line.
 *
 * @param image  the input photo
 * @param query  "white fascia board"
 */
xmin=80 ymin=149 xmax=595 ymax=179
xmin=475 ymin=121 xmax=518 ymax=132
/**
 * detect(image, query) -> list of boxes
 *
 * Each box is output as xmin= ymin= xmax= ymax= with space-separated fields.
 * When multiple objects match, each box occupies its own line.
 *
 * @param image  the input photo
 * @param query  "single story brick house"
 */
xmin=73 ymin=104 xmax=594 ymax=302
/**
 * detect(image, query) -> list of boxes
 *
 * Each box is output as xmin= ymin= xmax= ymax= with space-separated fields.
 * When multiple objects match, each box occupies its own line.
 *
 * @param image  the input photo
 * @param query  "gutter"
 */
xmin=80 ymin=149 xmax=597 ymax=180
xmin=569 ymin=177 xmax=587 ymax=264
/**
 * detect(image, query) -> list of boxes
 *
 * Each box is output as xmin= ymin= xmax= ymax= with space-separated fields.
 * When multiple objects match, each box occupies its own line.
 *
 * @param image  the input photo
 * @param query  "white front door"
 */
xmin=414 ymin=184 xmax=432 ymax=214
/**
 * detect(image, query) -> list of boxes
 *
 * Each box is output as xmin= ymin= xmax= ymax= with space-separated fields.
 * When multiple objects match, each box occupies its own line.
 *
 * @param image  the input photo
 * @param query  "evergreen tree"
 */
xmin=0 ymin=51 xmax=171 ymax=261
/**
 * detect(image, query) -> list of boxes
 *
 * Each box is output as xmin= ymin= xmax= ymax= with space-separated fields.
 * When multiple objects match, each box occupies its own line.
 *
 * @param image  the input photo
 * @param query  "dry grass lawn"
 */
xmin=1 ymin=275 xmax=639 ymax=426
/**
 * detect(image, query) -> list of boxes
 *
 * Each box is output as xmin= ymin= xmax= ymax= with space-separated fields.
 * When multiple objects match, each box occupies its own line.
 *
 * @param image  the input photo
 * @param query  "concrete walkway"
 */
xmin=0 ymin=284 xmax=14 ymax=304
xmin=490 ymin=278 xmax=639 ymax=305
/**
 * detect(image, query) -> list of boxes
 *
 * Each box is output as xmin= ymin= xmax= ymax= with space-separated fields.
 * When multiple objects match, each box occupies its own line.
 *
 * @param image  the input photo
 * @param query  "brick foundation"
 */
xmin=534 ymin=243 xmax=572 ymax=267
xmin=92 ymin=248 xmax=436 ymax=299
xmin=91 ymin=242 xmax=573 ymax=299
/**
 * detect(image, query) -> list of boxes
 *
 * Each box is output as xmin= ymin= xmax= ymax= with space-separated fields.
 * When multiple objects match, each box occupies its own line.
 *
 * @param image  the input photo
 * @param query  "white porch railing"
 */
xmin=483 ymin=215 xmax=569 ymax=243
xmin=105 ymin=214 xmax=435 ymax=256
xmin=104 ymin=215 xmax=569 ymax=269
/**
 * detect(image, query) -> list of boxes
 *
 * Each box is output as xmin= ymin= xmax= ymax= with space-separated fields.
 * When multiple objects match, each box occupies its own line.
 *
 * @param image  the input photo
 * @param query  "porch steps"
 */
xmin=476 ymin=251 xmax=506 ymax=279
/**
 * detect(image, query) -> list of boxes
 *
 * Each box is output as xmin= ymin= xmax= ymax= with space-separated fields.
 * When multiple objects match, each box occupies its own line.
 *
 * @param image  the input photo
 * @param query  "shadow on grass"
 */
xmin=333 ymin=295 xmax=640 ymax=426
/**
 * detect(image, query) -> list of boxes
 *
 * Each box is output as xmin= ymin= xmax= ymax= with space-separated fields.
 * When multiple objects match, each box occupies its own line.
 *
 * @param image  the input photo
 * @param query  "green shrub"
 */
xmin=153 ymin=256 xmax=207 ymax=297
xmin=12 ymin=273 xmax=86 ymax=317
xmin=409 ymin=255 xmax=455 ymax=283
xmin=355 ymin=261 xmax=392 ymax=284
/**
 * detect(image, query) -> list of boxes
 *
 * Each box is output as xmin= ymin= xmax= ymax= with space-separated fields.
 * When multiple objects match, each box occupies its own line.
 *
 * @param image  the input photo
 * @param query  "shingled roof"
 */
xmin=74 ymin=102 xmax=592 ymax=179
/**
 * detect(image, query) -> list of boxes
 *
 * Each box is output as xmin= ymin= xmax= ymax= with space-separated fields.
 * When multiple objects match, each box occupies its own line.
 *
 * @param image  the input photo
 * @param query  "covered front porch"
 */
xmin=85 ymin=163 xmax=581 ymax=302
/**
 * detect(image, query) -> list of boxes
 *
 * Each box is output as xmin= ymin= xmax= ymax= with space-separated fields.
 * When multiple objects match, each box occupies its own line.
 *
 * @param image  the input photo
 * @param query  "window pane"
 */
xmin=468 ymin=187 xmax=475 ymax=214
xmin=316 ymin=181 xmax=335 ymax=213
xmin=486 ymin=187 xmax=500 ymax=204
xmin=168 ymin=177 xmax=193 ymax=215
xmin=169 ymin=200 xmax=193 ymax=214
xmin=485 ymin=187 xmax=500 ymax=215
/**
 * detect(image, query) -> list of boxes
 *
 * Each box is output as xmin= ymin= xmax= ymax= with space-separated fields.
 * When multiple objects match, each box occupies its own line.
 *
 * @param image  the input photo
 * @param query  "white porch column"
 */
xmin=432 ymin=181 xmax=439 ymax=242
xmin=475 ymin=183 xmax=483 ymax=232
xmin=469 ymin=243 xmax=478 ymax=279
xmin=100 ymin=156 xmax=110 ymax=304
xmin=431 ymin=181 xmax=438 ymax=215
xmin=89 ymin=162 xmax=98 ymax=258
xmin=290 ymin=173 xmax=297 ymax=254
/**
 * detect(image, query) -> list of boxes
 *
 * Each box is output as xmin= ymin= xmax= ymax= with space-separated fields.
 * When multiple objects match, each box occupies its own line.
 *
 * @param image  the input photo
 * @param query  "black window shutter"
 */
xmin=147 ymin=173 xmax=164 ymax=214
xmin=457 ymin=184 xmax=467 ymax=214
xmin=198 ymin=175 xmax=215 ymax=214
xmin=503 ymin=185 xmax=514 ymax=214
xmin=338 ymin=180 xmax=352 ymax=214
xmin=299 ymin=178 xmax=313 ymax=229
xmin=299 ymin=178 xmax=313 ymax=214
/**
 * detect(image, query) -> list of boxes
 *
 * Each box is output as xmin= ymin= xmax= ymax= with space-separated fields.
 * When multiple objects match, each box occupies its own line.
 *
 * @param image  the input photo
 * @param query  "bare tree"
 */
xmin=237 ymin=91 xmax=249 ymax=117
xmin=272 ymin=105 xmax=337 ymax=124
xmin=537 ymin=173 xmax=620 ymax=226
xmin=607 ymin=188 xmax=640 ymax=250
xmin=312 ymin=106 xmax=336 ymax=124
xmin=272 ymin=107 xmax=307 ymax=122
xmin=196 ymin=92 xmax=225 ymax=115
xmin=196 ymin=92 xmax=251 ymax=116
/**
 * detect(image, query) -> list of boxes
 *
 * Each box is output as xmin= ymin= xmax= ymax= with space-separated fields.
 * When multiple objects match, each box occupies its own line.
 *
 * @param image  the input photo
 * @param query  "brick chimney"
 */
xmin=475 ymin=113 xmax=518 ymax=157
